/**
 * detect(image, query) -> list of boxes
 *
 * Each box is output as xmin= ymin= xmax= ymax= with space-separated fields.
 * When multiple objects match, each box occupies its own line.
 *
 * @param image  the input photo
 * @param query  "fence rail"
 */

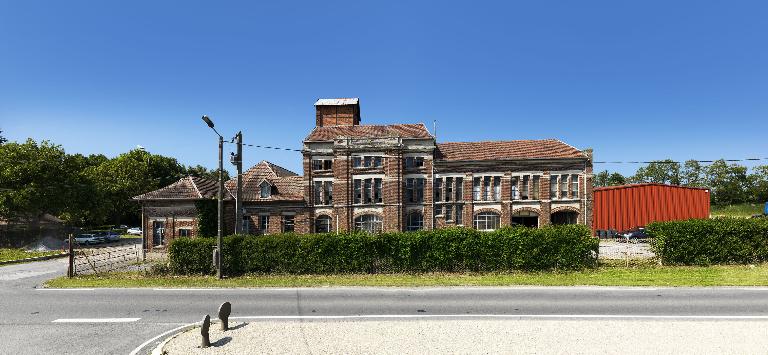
xmin=73 ymin=241 xmax=141 ymax=275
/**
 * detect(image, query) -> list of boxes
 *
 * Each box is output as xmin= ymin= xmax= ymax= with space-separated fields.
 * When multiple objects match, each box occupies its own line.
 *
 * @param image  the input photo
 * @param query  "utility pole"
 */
xmin=217 ymin=134 xmax=224 ymax=279
xmin=232 ymin=132 xmax=243 ymax=234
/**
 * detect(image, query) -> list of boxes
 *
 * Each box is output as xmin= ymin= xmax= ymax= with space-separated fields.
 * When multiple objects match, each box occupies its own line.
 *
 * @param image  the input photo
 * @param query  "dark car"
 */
xmin=622 ymin=228 xmax=649 ymax=243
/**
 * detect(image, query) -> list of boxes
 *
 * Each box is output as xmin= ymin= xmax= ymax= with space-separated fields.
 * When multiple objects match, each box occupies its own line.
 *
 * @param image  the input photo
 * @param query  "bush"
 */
xmin=648 ymin=218 xmax=768 ymax=265
xmin=168 ymin=225 xmax=597 ymax=275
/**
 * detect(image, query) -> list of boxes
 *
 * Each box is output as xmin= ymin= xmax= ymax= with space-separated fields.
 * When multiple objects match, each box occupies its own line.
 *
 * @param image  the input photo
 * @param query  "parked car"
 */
xmin=127 ymin=227 xmax=142 ymax=235
xmin=104 ymin=231 xmax=121 ymax=242
xmin=74 ymin=234 xmax=100 ymax=245
xmin=620 ymin=228 xmax=649 ymax=243
xmin=91 ymin=232 xmax=107 ymax=243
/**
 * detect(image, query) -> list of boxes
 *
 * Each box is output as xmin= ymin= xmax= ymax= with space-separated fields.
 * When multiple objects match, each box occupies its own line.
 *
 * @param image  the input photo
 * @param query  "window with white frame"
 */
xmin=493 ymin=176 xmax=501 ymax=201
xmin=178 ymin=228 xmax=191 ymax=237
xmin=406 ymin=212 xmax=424 ymax=231
xmin=483 ymin=176 xmax=491 ymax=201
xmin=313 ymin=181 xmax=333 ymax=205
xmin=434 ymin=178 xmax=442 ymax=202
xmin=571 ymin=174 xmax=579 ymax=199
xmin=312 ymin=159 xmax=332 ymax=171
xmin=406 ymin=178 xmax=424 ymax=203
xmin=455 ymin=177 xmax=463 ymax=201
xmin=445 ymin=205 xmax=453 ymax=221
xmin=282 ymin=215 xmax=295 ymax=233
xmin=511 ymin=177 xmax=519 ymax=200
xmin=315 ymin=215 xmax=332 ymax=233
xmin=522 ymin=175 xmax=530 ymax=200
xmin=445 ymin=177 xmax=453 ymax=201
xmin=260 ymin=181 xmax=271 ymax=198
xmin=560 ymin=174 xmax=569 ymax=199
xmin=354 ymin=178 xmax=382 ymax=204
xmin=472 ymin=177 xmax=481 ymax=201
xmin=550 ymin=175 xmax=558 ymax=199
xmin=354 ymin=214 xmax=382 ymax=233
xmin=353 ymin=155 xmax=383 ymax=168
xmin=473 ymin=212 xmax=500 ymax=231
xmin=259 ymin=215 xmax=269 ymax=233
xmin=404 ymin=156 xmax=424 ymax=169
xmin=532 ymin=175 xmax=540 ymax=200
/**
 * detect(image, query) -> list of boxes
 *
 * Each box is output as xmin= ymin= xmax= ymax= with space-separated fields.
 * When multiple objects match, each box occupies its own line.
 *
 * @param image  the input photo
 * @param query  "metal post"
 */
xmin=217 ymin=135 xmax=224 ymax=279
xmin=234 ymin=132 xmax=243 ymax=234
xmin=67 ymin=233 xmax=74 ymax=278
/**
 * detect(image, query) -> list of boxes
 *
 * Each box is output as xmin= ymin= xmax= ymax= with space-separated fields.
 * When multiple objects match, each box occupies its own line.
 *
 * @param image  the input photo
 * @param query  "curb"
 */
xmin=0 ymin=253 xmax=69 ymax=266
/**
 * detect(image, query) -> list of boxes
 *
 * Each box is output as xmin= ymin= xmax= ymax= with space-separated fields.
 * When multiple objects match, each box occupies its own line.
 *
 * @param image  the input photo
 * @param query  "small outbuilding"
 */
xmin=593 ymin=183 xmax=710 ymax=234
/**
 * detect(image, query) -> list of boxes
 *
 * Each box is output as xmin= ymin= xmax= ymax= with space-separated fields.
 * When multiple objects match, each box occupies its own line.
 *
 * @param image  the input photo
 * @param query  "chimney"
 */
xmin=314 ymin=98 xmax=360 ymax=127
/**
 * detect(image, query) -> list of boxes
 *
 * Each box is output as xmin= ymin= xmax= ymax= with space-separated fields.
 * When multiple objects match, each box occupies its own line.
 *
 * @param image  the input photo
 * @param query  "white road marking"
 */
xmin=52 ymin=318 xmax=141 ymax=323
xmin=37 ymin=288 xmax=95 ymax=291
xmin=129 ymin=322 xmax=201 ymax=355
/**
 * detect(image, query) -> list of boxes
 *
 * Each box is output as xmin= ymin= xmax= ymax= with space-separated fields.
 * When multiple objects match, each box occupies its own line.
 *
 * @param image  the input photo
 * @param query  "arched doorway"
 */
xmin=551 ymin=210 xmax=579 ymax=225
xmin=512 ymin=210 xmax=539 ymax=228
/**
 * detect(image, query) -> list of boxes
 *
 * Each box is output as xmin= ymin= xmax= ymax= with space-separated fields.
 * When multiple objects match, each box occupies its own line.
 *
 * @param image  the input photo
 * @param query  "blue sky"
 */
xmin=1 ymin=1 xmax=766 ymax=176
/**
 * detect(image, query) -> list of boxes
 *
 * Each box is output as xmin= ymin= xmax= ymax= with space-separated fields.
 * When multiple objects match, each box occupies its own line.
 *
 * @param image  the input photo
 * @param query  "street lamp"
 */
xmin=201 ymin=115 xmax=225 ymax=279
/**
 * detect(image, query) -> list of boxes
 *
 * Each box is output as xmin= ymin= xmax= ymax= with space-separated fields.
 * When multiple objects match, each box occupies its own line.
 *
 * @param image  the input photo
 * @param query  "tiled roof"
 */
xmin=315 ymin=98 xmax=359 ymax=106
xmin=436 ymin=139 xmax=587 ymax=161
xmin=225 ymin=161 xmax=304 ymax=202
xmin=133 ymin=176 xmax=229 ymax=200
xmin=305 ymin=123 xmax=433 ymax=141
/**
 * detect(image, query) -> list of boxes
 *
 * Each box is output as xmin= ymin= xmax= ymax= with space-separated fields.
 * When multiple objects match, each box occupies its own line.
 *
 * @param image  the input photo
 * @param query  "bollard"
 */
xmin=201 ymin=314 xmax=211 ymax=348
xmin=218 ymin=302 xmax=231 ymax=331
xmin=212 ymin=248 xmax=219 ymax=272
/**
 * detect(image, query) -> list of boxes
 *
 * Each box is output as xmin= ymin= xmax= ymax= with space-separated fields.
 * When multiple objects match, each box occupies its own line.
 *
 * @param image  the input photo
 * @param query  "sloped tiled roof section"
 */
xmin=436 ymin=139 xmax=587 ymax=161
xmin=304 ymin=123 xmax=433 ymax=141
xmin=133 ymin=176 xmax=228 ymax=200
xmin=225 ymin=161 xmax=304 ymax=202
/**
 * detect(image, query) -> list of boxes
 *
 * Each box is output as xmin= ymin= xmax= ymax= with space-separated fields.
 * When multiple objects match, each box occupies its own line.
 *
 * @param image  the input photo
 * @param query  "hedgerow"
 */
xmin=168 ymin=225 xmax=598 ymax=275
xmin=648 ymin=218 xmax=768 ymax=265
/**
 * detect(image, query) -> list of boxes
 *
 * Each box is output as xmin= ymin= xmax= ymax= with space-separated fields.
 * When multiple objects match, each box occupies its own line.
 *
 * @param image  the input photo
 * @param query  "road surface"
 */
xmin=3 ymin=259 xmax=768 ymax=354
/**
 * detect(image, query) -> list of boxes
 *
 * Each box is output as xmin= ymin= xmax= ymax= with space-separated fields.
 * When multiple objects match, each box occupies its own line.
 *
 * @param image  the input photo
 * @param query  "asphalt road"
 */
xmin=4 ymin=260 xmax=768 ymax=354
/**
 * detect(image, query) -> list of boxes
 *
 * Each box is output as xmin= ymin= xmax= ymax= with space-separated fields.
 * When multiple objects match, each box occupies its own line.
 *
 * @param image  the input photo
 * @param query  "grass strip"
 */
xmin=0 ymin=249 xmax=62 ymax=263
xmin=45 ymin=263 xmax=768 ymax=288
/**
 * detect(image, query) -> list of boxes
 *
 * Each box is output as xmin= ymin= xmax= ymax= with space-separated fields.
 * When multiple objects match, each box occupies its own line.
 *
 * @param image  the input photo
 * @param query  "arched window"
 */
xmin=512 ymin=210 xmax=539 ymax=228
xmin=473 ymin=211 xmax=500 ymax=231
xmin=354 ymin=214 xmax=383 ymax=233
xmin=406 ymin=212 xmax=424 ymax=231
xmin=259 ymin=181 xmax=271 ymax=198
xmin=551 ymin=211 xmax=579 ymax=225
xmin=315 ymin=215 xmax=332 ymax=233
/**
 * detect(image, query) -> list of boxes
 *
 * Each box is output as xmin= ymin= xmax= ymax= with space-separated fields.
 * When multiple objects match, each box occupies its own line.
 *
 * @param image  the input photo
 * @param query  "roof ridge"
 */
xmin=438 ymin=138 xmax=558 ymax=145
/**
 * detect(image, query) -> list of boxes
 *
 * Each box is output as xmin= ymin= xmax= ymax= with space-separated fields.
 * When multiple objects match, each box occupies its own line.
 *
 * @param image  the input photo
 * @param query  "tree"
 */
xmin=186 ymin=165 xmax=231 ymax=181
xmin=594 ymin=170 xmax=626 ymax=187
xmin=681 ymin=160 xmax=707 ymax=187
xmin=607 ymin=172 xmax=627 ymax=186
xmin=0 ymin=130 xmax=7 ymax=145
xmin=629 ymin=159 xmax=681 ymax=185
xmin=594 ymin=170 xmax=609 ymax=187
xmin=0 ymin=139 xmax=70 ymax=221
xmin=706 ymin=160 xmax=749 ymax=205
xmin=747 ymin=165 xmax=768 ymax=203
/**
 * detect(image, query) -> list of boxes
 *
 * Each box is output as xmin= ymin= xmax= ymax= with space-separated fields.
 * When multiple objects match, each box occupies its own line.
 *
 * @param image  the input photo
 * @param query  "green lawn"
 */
xmin=0 ymin=249 xmax=63 ymax=263
xmin=44 ymin=263 xmax=768 ymax=288
xmin=711 ymin=203 xmax=764 ymax=217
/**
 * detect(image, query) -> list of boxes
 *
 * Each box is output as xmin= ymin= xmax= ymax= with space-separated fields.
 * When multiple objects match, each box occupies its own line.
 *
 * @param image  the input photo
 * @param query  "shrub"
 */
xmin=168 ymin=225 xmax=598 ymax=275
xmin=648 ymin=218 xmax=768 ymax=265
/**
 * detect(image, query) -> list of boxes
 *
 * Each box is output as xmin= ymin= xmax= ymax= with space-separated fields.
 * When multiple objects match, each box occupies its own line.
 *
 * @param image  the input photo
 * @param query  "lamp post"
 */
xmin=201 ymin=115 xmax=225 ymax=279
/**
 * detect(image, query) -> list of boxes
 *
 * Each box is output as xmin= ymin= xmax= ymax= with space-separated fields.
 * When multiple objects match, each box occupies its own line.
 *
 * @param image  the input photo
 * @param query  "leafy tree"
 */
xmin=681 ymin=160 xmax=707 ymax=187
xmin=594 ymin=170 xmax=609 ymax=187
xmin=186 ymin=165 xmax=231 ymax=181
xmin=0 ymin=139 xmax=70 ymax=221
xmin=747 ymin=165 xmax=768 ymax=203
xmin=594 ymin=170 xmax=626 ymax=187
xmin=705 ymin=160 xmax=749 ymax=205
xmin=607 ymin=172 xmax=627 ymax=186
xmin=0 ymin=130 xmax=7 ymax=145
xmin=629 ymin=159 xmax=681 ymax=185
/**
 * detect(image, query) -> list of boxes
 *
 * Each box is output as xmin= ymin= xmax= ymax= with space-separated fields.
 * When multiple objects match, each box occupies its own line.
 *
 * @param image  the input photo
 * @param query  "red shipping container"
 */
xmin=593 ymin=183 xmax=710 ymax=233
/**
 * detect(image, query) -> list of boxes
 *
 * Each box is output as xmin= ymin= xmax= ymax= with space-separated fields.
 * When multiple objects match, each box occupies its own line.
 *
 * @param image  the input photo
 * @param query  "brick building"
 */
xmin=135 ymin=98 xmax=593 ymax=248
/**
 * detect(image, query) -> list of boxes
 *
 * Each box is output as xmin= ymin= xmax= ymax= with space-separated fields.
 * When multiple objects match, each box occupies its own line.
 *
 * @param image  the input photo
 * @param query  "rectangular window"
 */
xmin=404 ymin=156 xmax=424 ymax=169
xmin=282 ymin=215 xmax=294 ymax=233
xmin=455 ymin=177 xmax=463 ymax=201
xmin=511 ymin=177 xmax=519 ymax=200
xmin=571 ymin=174 xmax=579 ymax=199
xmin=364 ymin=156 xmax=372 ymax=168
xmin=483 ymin=176 xmax=491 ymax=201
xmin=259 ymin=215 xmax=269 ymax=233
xmin=416 ymin=178 xmax=424 ymax=203
xmin=455 ymin=205 xmax=463 ymax=225
xmin=473 ymin=177 xmax=481 ymax=201
xmin=314 ymin=181 xmax=322 ymax=204
xmin=406 ymin=178 xmax=414 ymax=203
xmin=434 ymin=178 xmax=443 ymax=202
xmin=522 ymin=175 xmax=530 ymax=200
xmin=354 ymin=179 xmax=362 ymax=204
xmin=354 ymin=156 xmax=383 ymax=168
xmin=560 ymin=174 xmax=569 ymax=199
xmin=550 ymin=175 xmax=558 ymax=200
xmin=445 ymin=205 xmax=453 ymax=221
xmin=364 ymin=178 xmax=372 ymax=204
xmin=312 ymin=159 xmax=332 ymax=171
xmin=324 ymin=181 xmax=333 ymax=205
xmin=178 ymin=228 xmax=191 ymax=237
xmin=493 ymin=176 xmax=501 ymax=201
xmin=374 ymin=156 xmax=382 ymax=167
xmin=434 ymin=204 xmax=442 ymax=217
xmin=532 ymin=175 xmax=540 ymax=200
xmin=445 ymin=177 xmax=453 ymax=202
xmin=374 ymin=178 xmax=382 ymax=203
xmin=353 ymin=156 xmax=362 ymax=168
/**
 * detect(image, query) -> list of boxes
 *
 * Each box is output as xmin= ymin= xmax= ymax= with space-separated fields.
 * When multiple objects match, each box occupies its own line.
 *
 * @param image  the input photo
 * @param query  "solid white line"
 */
xmin=231 ymin=314 xmax=768 ymax=320
xmin=129 ymin=321 xmax=201 ymax=355
xmin=52 ymin=318 xmax=141 ymax=323
xmin=37 ymin=288 xmax=96 ymax=291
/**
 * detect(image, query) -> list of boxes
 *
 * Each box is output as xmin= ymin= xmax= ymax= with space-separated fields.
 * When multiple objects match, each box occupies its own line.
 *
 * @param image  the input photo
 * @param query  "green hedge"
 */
xmin=648 ymin=218 xmax=768 ymax=265
xmin=168 ymin=225 xmax=598 ymax=275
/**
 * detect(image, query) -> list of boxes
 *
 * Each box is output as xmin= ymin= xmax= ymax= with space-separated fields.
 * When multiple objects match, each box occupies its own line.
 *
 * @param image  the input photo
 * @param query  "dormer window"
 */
xmin=260 ymin=181 xmax=271 ymax=198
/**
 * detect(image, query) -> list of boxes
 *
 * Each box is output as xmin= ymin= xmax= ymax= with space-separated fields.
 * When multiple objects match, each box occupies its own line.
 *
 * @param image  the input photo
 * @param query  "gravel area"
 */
xmin=161 ymin=319 xmax=768 ymax=354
